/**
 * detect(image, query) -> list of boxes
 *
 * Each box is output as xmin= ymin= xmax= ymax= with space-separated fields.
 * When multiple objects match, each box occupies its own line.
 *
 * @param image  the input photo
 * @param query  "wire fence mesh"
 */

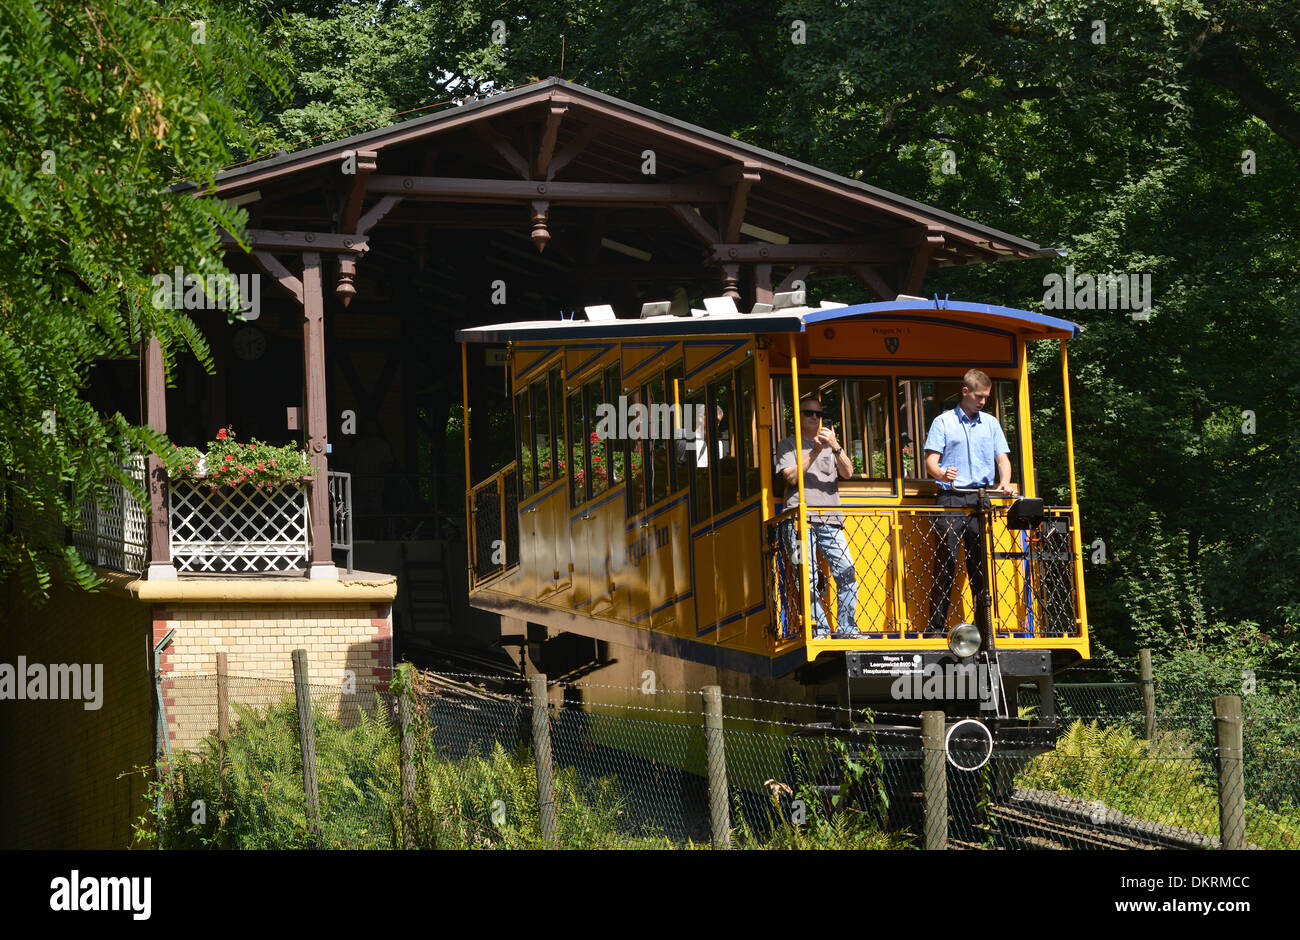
xmin=147 ymin=661 xmax=1300 ymax=850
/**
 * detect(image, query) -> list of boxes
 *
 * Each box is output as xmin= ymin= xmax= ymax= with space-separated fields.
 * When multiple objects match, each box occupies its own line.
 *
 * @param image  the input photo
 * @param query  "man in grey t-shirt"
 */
xmin=774 ymin=395 xmax=859 ymax=639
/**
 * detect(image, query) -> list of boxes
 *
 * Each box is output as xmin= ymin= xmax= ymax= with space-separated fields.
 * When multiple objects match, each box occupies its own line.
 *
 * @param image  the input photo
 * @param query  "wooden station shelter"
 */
xmin=91 ymin=77 xmax=1053 ymax=653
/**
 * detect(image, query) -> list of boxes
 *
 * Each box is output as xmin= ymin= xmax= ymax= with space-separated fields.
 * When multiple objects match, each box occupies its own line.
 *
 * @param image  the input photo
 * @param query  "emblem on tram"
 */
xmin=885 ymin=337 xmax=899 ymax=354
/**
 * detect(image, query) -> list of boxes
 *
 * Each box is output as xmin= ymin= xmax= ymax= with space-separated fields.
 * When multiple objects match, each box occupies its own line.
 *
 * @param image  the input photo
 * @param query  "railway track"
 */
xmin=951 ymin=787 xmax=1222 ymax=850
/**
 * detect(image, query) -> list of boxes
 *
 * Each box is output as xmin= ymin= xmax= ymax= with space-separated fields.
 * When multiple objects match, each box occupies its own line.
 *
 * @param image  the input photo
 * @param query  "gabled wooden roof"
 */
xmin=212 ymin=78 xmax=1048 ymax=272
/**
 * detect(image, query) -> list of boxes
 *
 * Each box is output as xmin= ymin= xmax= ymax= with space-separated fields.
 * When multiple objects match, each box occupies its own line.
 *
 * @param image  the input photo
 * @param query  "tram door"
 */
xmin=690 ymin=362 xmax=764 ymax=643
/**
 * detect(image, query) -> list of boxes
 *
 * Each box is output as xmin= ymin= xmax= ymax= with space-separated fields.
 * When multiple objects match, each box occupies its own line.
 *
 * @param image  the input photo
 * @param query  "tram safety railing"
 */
xmin=468 ymin=462 xmax=519 ymax=587
xmin=768 ymin=502 xmax=1082 ymax=643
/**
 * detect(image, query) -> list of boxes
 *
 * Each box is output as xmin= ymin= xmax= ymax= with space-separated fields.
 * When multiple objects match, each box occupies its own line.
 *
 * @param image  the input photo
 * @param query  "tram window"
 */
xmin=897 ymin=379 xmax=918 ymax=477
xmin=773 ymin=374 xmax=886 ymax=480
xmin=584 ymin=378 xmax=609 ymax=499
xmin=900 ymin=379 xmax=963 ymax=479
xmin=605 ymin=365 xmax=623 ymax=486
xmin=550 ymin=369 xmax=565 ymax=484
xmin=568 ymin=391 xmax=585 ymax=507
xmin=665 ymin=361 xmax=687 ymax=496
xmin=684 ymin=389 xmax=710 ymax=523
xmin=532 ymin=376 xmax=552 ymax=490
xmin=845 ymin=379 xmax=893 ymax=479
xmin=709 ymin=374 xmax=738 ymax=514
xmin=903 ymin=378 xmax=1018 ymax=480
xmin=627 ymin=387 xmax=646 ymax=515
xmin=994 ymin=379 xmax=1023 ymax=490
xmin=737 ymin=361 xmax=760 ymax=498
xmin=517 ymin=385 xmax=534 ymax=498
xmin=647 ymin=374 xmax=670 ymax=505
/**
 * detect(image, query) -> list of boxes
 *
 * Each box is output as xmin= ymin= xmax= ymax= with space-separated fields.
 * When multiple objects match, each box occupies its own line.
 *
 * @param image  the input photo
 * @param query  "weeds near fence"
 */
xmin=1015 ymin=719 xmax=1300 ymax=848
xmin=133 ymin=683 xmax=686 ymax=849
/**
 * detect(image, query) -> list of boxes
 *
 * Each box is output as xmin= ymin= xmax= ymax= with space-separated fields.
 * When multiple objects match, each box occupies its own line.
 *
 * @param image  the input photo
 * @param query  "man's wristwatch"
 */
xmin=831 ymin=446 xmax=842 ymax=455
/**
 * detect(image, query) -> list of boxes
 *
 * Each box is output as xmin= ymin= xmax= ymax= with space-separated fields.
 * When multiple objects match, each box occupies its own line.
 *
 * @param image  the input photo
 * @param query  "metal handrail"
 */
xmin=468 ymin=462 xmax=519 ymax=587
xmin=767 ymin=502 xmax=1082 ymax=644
xmin=326 ymin=470 xmax=353 ymax=573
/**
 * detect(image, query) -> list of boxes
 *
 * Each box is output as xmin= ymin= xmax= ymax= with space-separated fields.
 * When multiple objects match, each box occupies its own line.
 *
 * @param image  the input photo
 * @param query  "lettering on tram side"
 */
xmin=605 ymin=521 xmax=674 ymax=577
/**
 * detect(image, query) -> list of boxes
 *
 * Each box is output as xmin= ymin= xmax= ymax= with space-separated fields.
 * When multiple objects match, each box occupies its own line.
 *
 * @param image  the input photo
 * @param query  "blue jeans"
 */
xmin=782 ymin=520 xmax=859 ymax=637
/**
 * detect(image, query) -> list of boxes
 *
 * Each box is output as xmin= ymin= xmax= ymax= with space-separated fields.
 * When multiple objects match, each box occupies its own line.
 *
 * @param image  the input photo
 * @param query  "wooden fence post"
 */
xmin=399 ymin=690 xmax=416 ymax=849
xmin=922 ymin=710 xmax=948 ymax=850
xmin=216 ymin=653 xmax=229 ymax=798
xmin=1139 ymin=649 xmax=1157 ymax=741
xmin=1214 ymin=695 xmax=1246 ymax=850
xmin=702 ymin=685 xmax=730 ymax=849
xmin=529 ymin=674 xmax=557 ymax=846
xmin=291 ymin=649 xmax=321 ymax=848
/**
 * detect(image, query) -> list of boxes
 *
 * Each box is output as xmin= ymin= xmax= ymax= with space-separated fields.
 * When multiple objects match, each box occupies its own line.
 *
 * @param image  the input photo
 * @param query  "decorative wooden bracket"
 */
xmin=845 ymin=262 xmax=896 ymax=301
xmin=902 ymin=227 xmax=948 ymax=294
xmin=721 ymin=162 xmax=761 ymax=243
xmin=534 ymin=98 xmax=570 ymax=179
xmin=474 ymin=121 xmax=532 ymax=179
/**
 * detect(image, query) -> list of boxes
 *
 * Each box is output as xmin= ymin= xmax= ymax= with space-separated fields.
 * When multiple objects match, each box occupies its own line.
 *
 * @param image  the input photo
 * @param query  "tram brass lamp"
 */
xmin=948 ymin=623 xmax=981 ymax=659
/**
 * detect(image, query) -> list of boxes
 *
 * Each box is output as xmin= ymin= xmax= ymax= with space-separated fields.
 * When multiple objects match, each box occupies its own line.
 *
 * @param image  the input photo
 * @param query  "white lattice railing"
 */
xmin=72 ymin=455 xmax=148 ymax=575
xmin=169 ymin=480 xmax=310 ymax=573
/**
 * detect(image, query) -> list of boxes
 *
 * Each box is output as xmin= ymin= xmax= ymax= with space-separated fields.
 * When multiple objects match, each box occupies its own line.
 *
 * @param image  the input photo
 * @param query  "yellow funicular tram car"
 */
xmin=458 ymin=292 xmax=1089 ymax=760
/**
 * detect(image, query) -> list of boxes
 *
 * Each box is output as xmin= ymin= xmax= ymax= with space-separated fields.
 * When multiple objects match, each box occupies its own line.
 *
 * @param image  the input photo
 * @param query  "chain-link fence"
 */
xmin=147 ymin=655 xmax=1300 ymax=850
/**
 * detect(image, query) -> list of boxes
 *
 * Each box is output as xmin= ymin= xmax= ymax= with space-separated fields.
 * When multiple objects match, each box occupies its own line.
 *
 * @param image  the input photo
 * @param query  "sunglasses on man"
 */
xmin=800 ymin=407 xmax=822 ymax=416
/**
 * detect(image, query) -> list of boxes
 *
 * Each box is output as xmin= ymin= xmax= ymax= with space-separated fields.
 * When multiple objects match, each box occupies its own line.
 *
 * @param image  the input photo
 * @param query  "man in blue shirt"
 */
xmin=922 ymin=369 xmax=1019 ymax=637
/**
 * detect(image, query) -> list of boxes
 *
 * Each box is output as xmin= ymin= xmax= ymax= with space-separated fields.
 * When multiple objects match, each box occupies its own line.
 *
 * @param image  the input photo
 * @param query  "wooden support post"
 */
xmin=1214 ymin=695 xmax=1246 ymax=850
xmin=216 ymin=651 xmax=230 ymax=848
xmin=702 ymin=685 xmax=730 ymax=849
xmin=143 ymin=335 xmax=176 ymax=580
xmin=301 ymin=253 xmax=337 ymax=578
xmin=216 ymin=653 xmax=229 ymax=796
xmin=922 ymin=710 xmax=947 ymax=850
xmin=398 ymin=690 xmax=416 ymax=849
xmin=720 ymin=262 xmax=740 ymax=301
xmin=529 ymin=674 xmax=557 ymax=846
xmin=1139 ymin=649 xmax=1156 ymax=741
xmin=754 ymin=262 xmax=774 ymax=307
xmin=291 ymin=649 xmax=321 ymax=847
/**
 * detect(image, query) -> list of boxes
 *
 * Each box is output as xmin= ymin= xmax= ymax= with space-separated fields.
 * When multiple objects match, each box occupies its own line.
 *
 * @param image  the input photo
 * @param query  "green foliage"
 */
xmin=734 ymin=729 xmax=913 ymax=850
xmin=0 ymin=0 xmax=285 ymax=599
xmin=1016 ymin=719 xmax=1300 ymax=847
xmin=135 ymin=675 xmax=681 ymax=849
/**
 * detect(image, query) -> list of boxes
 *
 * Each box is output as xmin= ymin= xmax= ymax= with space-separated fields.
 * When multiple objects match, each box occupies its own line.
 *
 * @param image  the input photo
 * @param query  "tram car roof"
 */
xmin=455 ymin=297 xmax=1082 ymax=344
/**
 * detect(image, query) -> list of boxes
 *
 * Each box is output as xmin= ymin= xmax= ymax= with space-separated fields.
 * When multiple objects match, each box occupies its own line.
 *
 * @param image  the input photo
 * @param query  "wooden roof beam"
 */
xmin=338 ymin=150 xmax=379 ymax=232
xmin=221 ymin=229 xmax=370 ymax=253
xmin=545 ymin=123 xmax=598 ymax=180
xmin=709 ymin=243 xmax=902 ymax=264
xmin=721 ymin=162 xmax=762 ymax=243
xmin=902 ymin=227 xmax=947 ymax=294
xmin=667 ymin=204 xmax=721 ymax=246
xmin=845 ymin=263 xmax=897 ymax=301
xmin=365 ymin=176 xmax=725 ymax=205
xmin=534 ymin=98 xmax=570 ymax=179
xmin=473 ymin=122 xmax=532 ymax=178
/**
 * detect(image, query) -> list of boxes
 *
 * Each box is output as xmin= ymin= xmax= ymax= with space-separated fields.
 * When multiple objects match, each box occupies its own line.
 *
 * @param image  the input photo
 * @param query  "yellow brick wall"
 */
xmin=157 ymin=602 xmax=393 ymax=753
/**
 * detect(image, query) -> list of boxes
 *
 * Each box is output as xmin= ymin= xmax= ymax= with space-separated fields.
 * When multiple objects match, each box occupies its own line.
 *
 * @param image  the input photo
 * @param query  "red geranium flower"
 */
xmin=224 ymin=455 xmax=233 ymax=462
xmin=216 ymin=428 xmax=227 ymax=440
xmin=257 ymin=463 xmax=265 ymax=471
